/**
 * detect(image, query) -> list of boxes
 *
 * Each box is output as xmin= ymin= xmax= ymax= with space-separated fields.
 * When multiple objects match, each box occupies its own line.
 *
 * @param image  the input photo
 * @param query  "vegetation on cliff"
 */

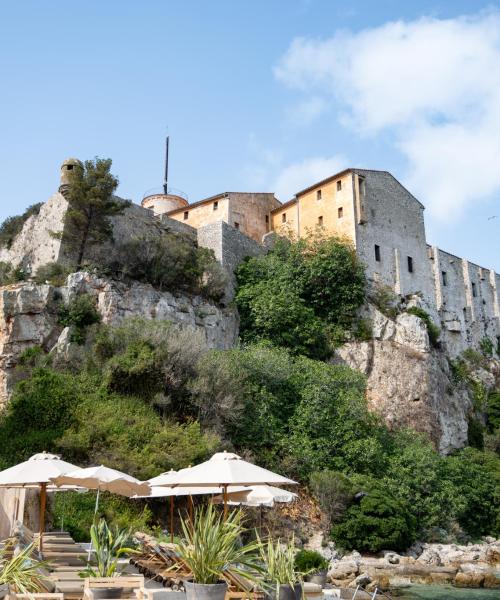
xmin=0 ymin=312 xmax=497 ymax=547
xmin=0 ymin=228 xmax=497 ymax=549
xmin=235 ymin=234 xmax=366 ymax=359
xmin=0 ymin=203 xmax=42 ymax=249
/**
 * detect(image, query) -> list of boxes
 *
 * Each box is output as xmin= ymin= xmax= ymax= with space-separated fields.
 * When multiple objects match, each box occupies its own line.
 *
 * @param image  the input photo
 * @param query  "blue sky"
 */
xmin=0 ymin=0 xmax=498 ymax=270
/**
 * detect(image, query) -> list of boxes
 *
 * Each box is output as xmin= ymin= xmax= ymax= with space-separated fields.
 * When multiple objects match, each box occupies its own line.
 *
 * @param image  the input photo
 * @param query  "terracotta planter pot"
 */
xmin=184 ymin=581 xmax=227 ymax=600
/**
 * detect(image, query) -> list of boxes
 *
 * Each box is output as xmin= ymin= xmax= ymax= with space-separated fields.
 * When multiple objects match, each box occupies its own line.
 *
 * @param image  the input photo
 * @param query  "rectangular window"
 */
xmin=183 ymin=211 xmax=189 ymax=220
xmin=318 ymin=215 xmax=323 ymax=226
xmin=265 ymin=215 xmax=269 ymax=224
xmin=338 ymin=207 xmax=343 ymax=218
xmin=234 ymin=222 xmax=239 ymax=230
xmin=442 ymin=271 xmax=447 ymax=286
xmin=282 ymin=213 xmax=287 ymax=223
xmin=472 ymin=282 xmax=477 ymax=297
xmin=316 ymin=189 xmax=322 ymax=200
xmin=407 ymin=256 xmax=414 ymax=273
xmin=337 ymin=180 xmax=342 ymax=191
xmin=213 ymin=201 xmax=218 ymax=211
xmin=375 ymin=244 xmax=381 ymax=262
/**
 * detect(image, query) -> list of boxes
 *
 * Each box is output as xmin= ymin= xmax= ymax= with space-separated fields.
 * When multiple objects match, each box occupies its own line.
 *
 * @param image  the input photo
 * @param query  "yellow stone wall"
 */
xmin=271 ymin=202 xmax=299 ymax=237
xmin=296 ymin=173 xmax=356 ymax=244
xmin=169 ymin=197 xmax=229 ymax=230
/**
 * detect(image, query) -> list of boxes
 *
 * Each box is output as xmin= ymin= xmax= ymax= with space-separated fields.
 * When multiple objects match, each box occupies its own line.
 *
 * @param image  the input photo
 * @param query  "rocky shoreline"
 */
xmin=323 ymin=539 xmax=499 ymax=591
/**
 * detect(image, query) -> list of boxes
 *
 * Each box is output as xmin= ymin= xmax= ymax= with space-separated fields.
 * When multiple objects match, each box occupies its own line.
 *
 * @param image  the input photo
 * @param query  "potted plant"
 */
xmin=80 ymin=518 xmax=137 ymax=599
xmin=294 ymin=549 xmax=329 ymax=586
xmin=176 ymin=504 xmax=262 ymax=600
xmin=0 ymin=541 xmax=49 ymax=598
xmin=258 ymin=537 xmax=302 ymax=600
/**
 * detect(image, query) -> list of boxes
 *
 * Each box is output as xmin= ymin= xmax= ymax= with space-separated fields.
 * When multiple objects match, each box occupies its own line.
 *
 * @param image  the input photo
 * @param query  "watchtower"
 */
xmin=59 ymin=158 xmax=83 ymax=197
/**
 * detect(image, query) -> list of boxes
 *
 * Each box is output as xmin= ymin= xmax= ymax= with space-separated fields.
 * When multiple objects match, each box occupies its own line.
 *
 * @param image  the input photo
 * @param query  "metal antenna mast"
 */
xmin=163 ymin=136 xmax=170 ymax=194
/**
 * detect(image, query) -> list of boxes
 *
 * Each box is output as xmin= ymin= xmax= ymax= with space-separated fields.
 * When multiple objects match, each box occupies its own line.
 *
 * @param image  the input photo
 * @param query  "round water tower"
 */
xmin=141 ymin=188 xmax=188 ymax=215
xmin=59 ymin=158 xmax=83 ymax=196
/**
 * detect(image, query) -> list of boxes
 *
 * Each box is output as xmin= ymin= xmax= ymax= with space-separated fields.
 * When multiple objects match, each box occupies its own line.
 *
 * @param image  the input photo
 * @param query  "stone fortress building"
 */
xmin=143 ymin=167 xmax=500 ymax=358
xmin=1 ymin=159 xmax=498 ymax=360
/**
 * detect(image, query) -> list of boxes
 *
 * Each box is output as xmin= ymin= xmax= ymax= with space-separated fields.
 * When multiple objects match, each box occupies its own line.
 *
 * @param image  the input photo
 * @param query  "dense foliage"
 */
xmin=0 ymin=314 xmax=496 ymax=547
xmin=0 ymin=203 xmax=42 ymax=249
xmin=235 ymin=234 xmax=366 ymax=358
xmin=108 ymin=233 xmax=227 ymax=301
xmin=58 ymin=294 xmax=101 ymax=343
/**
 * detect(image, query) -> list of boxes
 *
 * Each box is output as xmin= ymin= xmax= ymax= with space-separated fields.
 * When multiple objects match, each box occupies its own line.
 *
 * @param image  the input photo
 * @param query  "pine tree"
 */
xmin=63 ymin=157 xmax=127 ymax=268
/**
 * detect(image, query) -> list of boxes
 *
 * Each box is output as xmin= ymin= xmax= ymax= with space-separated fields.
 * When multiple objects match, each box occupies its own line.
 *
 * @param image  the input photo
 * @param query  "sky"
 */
xmin=0 ymin=0 xmax=498 ymax=270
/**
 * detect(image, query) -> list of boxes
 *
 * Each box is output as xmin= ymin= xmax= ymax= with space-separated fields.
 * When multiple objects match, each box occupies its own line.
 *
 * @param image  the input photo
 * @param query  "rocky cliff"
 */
xmin=0 ymin=272 xmax=238 ymax=406
xmin=334 ymin=303 xmax=499 ymax=454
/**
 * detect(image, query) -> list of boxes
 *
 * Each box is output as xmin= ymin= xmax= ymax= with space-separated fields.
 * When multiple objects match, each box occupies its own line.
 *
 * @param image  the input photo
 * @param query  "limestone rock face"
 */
xmin=324 ymin=539 xmax=500 ymax=589
xmin=0 ymin=273 xmax=238 ymax=406
xmin=334 ymin=304 xmax=472 ymax=453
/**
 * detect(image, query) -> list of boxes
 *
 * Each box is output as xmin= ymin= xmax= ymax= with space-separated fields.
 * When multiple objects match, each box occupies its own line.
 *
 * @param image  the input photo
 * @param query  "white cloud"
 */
xmin=272 ymin=155 xmax=346 ymax=201
xmin=275 ymin=11 xmax=500 ymax=219
xmin=286 ymin=96 xmax=328 ymax=125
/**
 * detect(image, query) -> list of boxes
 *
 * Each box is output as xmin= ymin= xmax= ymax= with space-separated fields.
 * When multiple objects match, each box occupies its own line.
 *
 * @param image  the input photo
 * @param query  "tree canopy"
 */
xmin=63 ymin=157 xmax=125 ymax=268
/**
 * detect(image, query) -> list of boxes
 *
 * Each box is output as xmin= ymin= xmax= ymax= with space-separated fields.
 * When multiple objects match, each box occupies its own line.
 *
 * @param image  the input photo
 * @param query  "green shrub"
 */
xmin=35 ymin=262 xmax=70 ymax=286
xmin=479 ymin=337 xmax=494 ymax=357
xmin=444 ymin=448 xmax=499 ymax=538
xmin=52 ymin=491 xmax=153 ymax=543
xmin=462 ymin=348 xmax=486 ymax=369
xmin=235 ymin=234 xmax=365 ymax=357
xmin=309 ymin=471 xmax=354 ymax=523
xmin=109 ymin=234 xmax=226 ymax=301
xmin=94 ymin=318 xmax=206 ymax=415
xmin=0 ymin=204 xmax=42 ymax=249
xmin=58 ymin=294 xmax=101 ymax=344
xmin=406 ymin=307 xmax=440 ymax=347
xmin=468 ymin=416 xmax=485 ymax=450
xmin=369 ymin=283 xmax=399 ymax=318
xmin=284 ymin=358 xmax=389 ymax=478
xmin=58 ymin=392 xmax=220 ymax=480
xmin=0 ymin=368 xmax=82 ymax=466
xmin=331 ymin=486 xmax=416 ymax=552
xmin=0 ymin=261 xmax=28 ymax=286
xmin=353 ymin=318 xmax=373 ymax=341
xmin=486 ymin=391 xmax=500 ymax=433
xmin=294 ymin=549 xmax=328 ymax=574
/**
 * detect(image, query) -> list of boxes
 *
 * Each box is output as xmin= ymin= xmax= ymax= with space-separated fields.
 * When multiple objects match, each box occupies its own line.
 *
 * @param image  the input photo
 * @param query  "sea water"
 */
xmin=393 ymin=584 xmax=500 ymax=599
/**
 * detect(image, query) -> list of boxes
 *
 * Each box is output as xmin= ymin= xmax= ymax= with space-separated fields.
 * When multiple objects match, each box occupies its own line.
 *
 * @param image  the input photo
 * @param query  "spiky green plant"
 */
xmin=80 ymin=518 xmax=136 ymax=578
xmin=176 ymin=504 xmax=262 ymax=585
xmin=258 ymin=536 xmax=300 ymax=597
xmin=0 ymin=541 xmax=49 ymax=593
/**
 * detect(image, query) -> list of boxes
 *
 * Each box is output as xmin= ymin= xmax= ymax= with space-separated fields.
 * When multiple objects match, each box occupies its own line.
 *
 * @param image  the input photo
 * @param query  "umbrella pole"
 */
xmin=39 ymin=483 xmax=47 ymax=554
xmin=223 ymin=484 xmax=228 ymax=521
xmin=93 ymin=487 xmax=101 ymax=521
xmin=88 ymin=487 xmax=101 ymax=562
xmin=188 ymin=495 xmax=193 ymax=524
xmin=169 ymin=496 xmax=174 ymax=544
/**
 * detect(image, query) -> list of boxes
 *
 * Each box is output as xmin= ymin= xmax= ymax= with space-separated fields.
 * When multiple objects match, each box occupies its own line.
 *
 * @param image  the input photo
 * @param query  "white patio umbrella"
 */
xmin=0 ymin=452 xmax=81 ymax=552
xmin=51 ymin=465 xmax=150 ymax=559
xmin=134 ymin=483 xmax=247 ymax=542
xmin=212 ymin=485 xmax=298 ymax=508
xmin=51 ymin=465 xmax=150 ymax=510
xmin=161 ymin=452 xmax=297 ymax=518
